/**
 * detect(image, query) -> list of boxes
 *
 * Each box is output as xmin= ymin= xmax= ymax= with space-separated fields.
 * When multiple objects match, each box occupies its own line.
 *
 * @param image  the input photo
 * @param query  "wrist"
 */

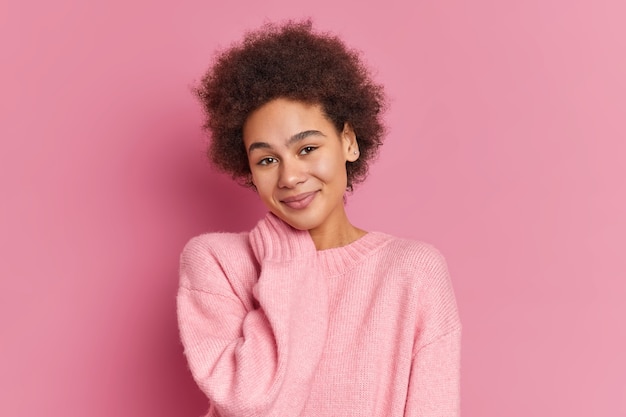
xmin=250 ymin=212 xmax=316 ymax=261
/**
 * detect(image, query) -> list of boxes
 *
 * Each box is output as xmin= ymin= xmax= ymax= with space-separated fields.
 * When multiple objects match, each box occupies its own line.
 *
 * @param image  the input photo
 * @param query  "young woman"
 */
xmin=177 ymin=20 xmax=461 ymax=417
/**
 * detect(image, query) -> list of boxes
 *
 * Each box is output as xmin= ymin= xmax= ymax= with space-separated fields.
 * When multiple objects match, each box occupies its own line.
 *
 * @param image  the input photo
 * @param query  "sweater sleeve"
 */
xmin=404 ymin=245 xmax=462 ymax=417
xmin=177 ymin=214 xmax=329 ymax=417
xmin=404 ymin=328 xmax=461 ymax=416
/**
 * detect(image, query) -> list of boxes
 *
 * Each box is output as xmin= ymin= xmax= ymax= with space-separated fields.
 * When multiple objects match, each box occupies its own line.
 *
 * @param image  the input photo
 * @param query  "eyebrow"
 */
xmin=247 ymin=130 xmax=326 ymax=153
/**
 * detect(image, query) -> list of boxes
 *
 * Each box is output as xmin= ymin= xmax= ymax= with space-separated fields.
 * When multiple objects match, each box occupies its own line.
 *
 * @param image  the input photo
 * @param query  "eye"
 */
xmin=299 ymin=146 xmax=317 ymax=155
xmin=257 ymin=157 xmax=278 ymax=166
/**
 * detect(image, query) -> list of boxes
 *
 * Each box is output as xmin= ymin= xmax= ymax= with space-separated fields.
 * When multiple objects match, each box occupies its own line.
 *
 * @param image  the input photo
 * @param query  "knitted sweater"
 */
xmin=177 ymin=213 xmax=461 ymax=417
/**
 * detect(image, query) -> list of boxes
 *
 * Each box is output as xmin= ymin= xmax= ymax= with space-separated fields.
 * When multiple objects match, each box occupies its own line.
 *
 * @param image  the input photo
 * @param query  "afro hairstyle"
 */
xmin=194 ymin=19 xmax=387 ymax=190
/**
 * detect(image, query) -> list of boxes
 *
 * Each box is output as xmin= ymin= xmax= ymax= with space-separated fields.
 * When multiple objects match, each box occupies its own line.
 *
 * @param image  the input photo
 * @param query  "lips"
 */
xmin=280 ymin=191 xmax=318 ymax=210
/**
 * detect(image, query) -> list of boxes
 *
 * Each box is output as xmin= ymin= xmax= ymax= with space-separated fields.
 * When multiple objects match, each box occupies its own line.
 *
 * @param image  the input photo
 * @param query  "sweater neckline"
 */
xmin=316 ymin=231 xmax=392 ymax=276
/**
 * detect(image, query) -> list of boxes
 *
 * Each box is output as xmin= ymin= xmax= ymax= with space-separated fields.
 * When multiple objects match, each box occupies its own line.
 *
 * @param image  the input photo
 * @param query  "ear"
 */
xmin=341 ymin=122 xmax=359 ymax=162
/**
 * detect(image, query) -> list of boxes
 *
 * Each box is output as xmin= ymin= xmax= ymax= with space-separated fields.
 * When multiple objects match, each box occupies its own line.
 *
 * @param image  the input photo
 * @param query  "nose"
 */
xmin=277 ymin=158 xmax=306 ymax=188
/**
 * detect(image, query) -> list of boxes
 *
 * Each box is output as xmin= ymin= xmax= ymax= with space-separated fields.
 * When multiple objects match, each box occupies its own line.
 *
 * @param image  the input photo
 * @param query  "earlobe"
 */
xmin=342 ymin=123 xmax=359 ymax=162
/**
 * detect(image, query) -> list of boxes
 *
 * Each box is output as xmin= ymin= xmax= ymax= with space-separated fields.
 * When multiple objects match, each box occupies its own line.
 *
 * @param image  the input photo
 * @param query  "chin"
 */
xmin=273 ymin=211 xmax=321 ymax=231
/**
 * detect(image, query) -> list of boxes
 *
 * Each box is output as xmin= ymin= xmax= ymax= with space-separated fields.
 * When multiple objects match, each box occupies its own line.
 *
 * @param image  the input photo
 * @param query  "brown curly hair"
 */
xmin=194 ymin=19 xmax=387 ymax=190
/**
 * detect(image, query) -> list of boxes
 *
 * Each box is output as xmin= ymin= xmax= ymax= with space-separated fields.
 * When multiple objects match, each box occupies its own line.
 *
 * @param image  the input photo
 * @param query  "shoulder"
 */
xmin=179 ymin=232 xmax=256 ymax=290
xmin=376 ymin=234 xmax=449 ymax=278
xmin=379 ymin=236 xmax=461 ymax=344
xmin=181 ymin=231 xmax=251 ymax=262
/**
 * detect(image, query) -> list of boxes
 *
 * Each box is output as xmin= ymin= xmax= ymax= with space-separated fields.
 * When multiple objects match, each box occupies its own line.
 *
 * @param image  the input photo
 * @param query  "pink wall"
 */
xmin=1 ymin=0 xmax=624 ymax=415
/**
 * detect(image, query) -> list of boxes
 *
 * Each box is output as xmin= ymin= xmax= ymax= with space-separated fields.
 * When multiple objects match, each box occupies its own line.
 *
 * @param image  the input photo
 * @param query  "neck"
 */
xmin=308 ymin=211 xmax=367 ymax=250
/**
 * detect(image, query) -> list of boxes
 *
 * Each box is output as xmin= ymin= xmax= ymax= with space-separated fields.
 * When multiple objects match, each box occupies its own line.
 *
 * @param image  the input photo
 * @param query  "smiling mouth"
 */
xmin=280 ymin=191 xmax=318 ymax=209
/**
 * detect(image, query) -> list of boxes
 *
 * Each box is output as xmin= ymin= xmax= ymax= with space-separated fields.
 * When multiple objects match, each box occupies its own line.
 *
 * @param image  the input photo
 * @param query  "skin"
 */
xmin=243 ymin=98 xmax=367 ymax=250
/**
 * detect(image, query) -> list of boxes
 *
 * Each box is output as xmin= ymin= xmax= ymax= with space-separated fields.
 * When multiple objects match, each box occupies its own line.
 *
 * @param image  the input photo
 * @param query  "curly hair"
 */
xmin=195 ymin=19 xmax=387 ymax=190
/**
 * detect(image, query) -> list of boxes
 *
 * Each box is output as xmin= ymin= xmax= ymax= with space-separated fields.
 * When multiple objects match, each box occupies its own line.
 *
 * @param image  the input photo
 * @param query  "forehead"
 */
xmin=243 ymin=98 xmax=336 ymax=145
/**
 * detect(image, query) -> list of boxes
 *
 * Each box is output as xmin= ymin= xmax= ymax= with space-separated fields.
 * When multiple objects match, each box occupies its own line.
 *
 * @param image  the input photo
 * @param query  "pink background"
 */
xmin=1 ymin=0 xmax=625 ymax=415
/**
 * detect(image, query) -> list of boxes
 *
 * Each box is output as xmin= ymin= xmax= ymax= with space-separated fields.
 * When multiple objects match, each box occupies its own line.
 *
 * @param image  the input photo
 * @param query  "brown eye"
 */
xmin=299 ymin=146 xmax=317 ymax=155
xmin=258 ymin=157 xmax=278 ymax=166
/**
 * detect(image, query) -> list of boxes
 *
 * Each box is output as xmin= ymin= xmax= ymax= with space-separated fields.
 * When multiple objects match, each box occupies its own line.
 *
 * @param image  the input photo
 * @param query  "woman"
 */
xmin=178 ymin=20 xmax=461 ymax=417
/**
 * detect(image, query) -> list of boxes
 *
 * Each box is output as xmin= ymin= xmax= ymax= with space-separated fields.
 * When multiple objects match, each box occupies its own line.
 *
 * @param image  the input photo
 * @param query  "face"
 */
xmin=243 ymin=98 xmax=359 ymax=233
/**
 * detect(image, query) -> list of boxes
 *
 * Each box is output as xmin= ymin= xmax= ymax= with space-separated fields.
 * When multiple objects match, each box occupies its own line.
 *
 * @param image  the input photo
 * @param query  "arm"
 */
xmin=404 ymin=246 xmax=462 ymax=416
xmin=404 ymin=328 xmax=461 ymax=416
xmin=177 ymin=213 xmax=329 ymax=417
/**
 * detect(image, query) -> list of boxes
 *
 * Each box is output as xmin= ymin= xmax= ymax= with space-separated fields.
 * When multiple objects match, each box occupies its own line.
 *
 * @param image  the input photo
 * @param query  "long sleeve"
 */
xmin=404 ymin=328 xmax=461 ymax=416
xmin=404 ymin=245 xmax=462 ymax=417
xmin=177 ymin=214 xmax=329 ymax=417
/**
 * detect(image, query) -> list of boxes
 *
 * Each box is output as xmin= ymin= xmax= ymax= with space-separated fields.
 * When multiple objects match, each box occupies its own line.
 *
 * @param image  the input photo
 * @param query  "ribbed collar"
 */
xmin=316 ymin=231 xmax=393 ymax=277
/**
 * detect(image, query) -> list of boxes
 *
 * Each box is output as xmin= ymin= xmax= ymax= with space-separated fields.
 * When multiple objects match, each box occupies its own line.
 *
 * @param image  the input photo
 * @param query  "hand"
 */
xmin=249 ymin=212 xmax=317 ymax=262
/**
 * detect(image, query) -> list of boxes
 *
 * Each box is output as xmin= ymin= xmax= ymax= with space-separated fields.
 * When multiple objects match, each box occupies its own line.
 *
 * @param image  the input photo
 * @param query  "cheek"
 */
xmin=252 ymin=174 xmax=270 ymax=192
xmin=314 ymin=154 xmax=347 ymax=184
xmin=251 ymin=172 xmax=277 ymax=204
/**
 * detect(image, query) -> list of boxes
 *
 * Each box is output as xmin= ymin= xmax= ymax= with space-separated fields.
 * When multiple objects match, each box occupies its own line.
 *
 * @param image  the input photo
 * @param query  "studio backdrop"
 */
xmin=1 ymin=0 xmax=624 ymax=416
